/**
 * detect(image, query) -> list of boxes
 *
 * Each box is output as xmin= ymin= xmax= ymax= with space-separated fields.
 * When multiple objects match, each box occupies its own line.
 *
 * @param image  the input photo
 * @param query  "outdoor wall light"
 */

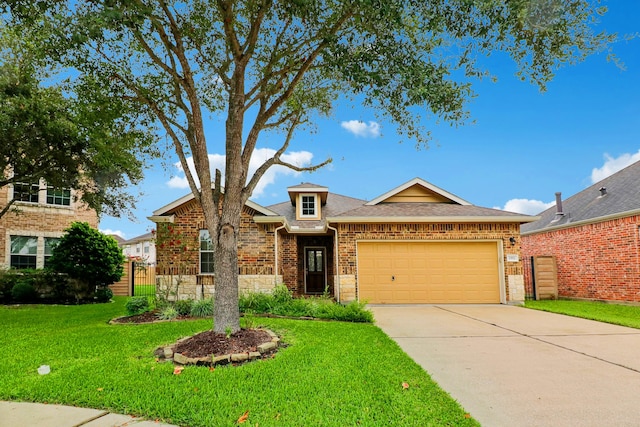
xmin=509 ymin=237 xmax=516 ymax=246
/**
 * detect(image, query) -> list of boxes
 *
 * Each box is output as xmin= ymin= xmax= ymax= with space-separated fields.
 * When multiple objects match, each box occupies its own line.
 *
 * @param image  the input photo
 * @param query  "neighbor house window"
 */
xmin=300 ymin=194 xmax=317 ymax=217
xmin=46 ymin=186 xmax=71 ymax=206
xmin=13 ymin=182 xmax=40 ymax=203
xmin=10 ymin=236 xmax=38 ymax=269
xmin=44 ymin=237 xmax=60 ymax=267
xmin=143 ymin=243 xmax=150 ymax=254
xmin=200 ymin=229 xmax=214 ymax=274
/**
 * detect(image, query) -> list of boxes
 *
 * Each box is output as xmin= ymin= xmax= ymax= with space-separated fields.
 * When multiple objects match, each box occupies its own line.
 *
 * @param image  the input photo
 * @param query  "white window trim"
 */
xmin=299 ymin=193 xmax=318 ymax=218
xmin=199 ymin=229 xmax=215 ymax=275
xmin=5 ymin=231 xmax=64 ymax=269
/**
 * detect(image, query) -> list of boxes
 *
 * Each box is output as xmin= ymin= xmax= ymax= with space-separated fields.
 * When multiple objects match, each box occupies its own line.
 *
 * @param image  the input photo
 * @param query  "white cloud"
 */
xmin=166 ymin=148 xmax=314 ymax=197
xmin=591 ymin=150 xmax=640 ymax=183
xmin=100 ymin=228 xmax=126 ymax=238
xmin=340 ymin=120 xmax=381 ymax=138
xmin=495 ymin=199 xmax=555 ymax=215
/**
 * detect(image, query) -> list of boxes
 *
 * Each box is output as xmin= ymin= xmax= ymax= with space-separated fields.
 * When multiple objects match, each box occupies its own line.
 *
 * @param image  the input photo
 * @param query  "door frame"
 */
xmin=304 ymin=246 xmax=327 ymax=294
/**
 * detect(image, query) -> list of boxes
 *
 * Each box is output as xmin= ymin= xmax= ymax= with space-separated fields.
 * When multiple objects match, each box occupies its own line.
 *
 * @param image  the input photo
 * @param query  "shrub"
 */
xmin=190 ymin=298 xmax=214 ymax=317
xmin=272 ymin=284 xmax=292 ymax=304
xmin=48 ymin=222 xmax=125 ymax=301
xmin=95 ymin=287 xmax=113 ymax=303
xmin=0 ymin=270 xmax=21 ymax=303
xmin=11 ymin=283 xmax=38 ymax=303
xmin=125 ymin=296 xmax=151 ymax=316
xmin=157 ymin=305 xmax=178 ymax=320
xmin=239 ymin=291 xmax=273 ymax=313
xmin=174 ymin=299 xmax=193 ymax=316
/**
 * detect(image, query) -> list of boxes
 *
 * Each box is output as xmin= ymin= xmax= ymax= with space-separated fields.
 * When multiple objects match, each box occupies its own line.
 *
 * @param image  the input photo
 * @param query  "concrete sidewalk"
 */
xmin=0 ymin=401 xmax=180 ymax=427
xmin=371 ymin=304 xmax=640 ymax=427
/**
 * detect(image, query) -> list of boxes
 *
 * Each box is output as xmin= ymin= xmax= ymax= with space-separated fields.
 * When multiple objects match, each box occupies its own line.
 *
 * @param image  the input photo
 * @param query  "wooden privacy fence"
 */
xmin=530 ymin=255 xmax=558 ymax=300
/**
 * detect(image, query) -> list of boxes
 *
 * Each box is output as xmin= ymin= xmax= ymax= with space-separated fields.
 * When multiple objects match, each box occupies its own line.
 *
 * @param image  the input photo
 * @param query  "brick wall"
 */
xmin=335 ymin=222 xmax=523 ymax=302
xmin=0 ymin=185 xmax=98 ymax=268
xmin=521 ymin=215 xmax=640 ymax=302
xmin=155 ymin=200 xmax=275 ymax=280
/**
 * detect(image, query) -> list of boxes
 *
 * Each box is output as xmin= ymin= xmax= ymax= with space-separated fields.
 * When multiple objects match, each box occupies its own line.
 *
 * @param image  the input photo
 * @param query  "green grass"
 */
xmin=0 ymin=297 xmax=477 ymax=426
xmin=525 ymin=300 xmax=640 ymax=329
xmin=133 ymin=284 xmax=156 ymax=296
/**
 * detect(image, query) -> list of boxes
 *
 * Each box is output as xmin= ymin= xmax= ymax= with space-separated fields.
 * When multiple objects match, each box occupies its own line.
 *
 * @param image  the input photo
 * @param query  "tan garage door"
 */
xmin=358 ymin=241 xmax=500 ymax=304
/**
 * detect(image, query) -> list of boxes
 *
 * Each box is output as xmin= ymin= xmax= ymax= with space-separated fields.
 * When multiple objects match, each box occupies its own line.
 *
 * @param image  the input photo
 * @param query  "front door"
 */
xmin=305 ymin=247 xmax=326 ymax=294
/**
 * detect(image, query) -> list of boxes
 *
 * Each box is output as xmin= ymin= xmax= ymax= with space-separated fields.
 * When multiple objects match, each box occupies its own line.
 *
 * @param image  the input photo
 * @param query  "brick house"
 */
xmin=0 ymin=180 xmax=98 ymax=269
xmin=150 ymin=177 xmax=535 ymax=303
xmin=521 ymin=160 xmax=640 ymax=302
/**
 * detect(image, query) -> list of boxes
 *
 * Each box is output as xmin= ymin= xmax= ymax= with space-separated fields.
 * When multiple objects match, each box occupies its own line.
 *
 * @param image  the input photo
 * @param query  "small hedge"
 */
xmin=0 ymin=269 xmax=89 ymax=304
xmin=239 ymin=285 xmax=373 ymax=323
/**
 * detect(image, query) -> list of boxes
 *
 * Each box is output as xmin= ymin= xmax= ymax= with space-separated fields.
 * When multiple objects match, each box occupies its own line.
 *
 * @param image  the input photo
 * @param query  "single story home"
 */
xmin=521 ymin=160 xmax=640 ymax=302
xmin=150 ymin=178 xmax=535 ymax=304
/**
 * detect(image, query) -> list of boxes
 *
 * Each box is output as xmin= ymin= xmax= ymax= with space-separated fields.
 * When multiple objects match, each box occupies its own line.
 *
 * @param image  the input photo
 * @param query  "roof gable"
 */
xmin=366 ymin=177 xmax=470 ymax=206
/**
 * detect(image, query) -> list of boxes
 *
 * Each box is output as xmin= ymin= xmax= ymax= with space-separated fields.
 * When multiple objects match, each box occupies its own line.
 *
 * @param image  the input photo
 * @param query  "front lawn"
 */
xmin=0 ymin=298 xmax=477 ymax=426
xmin=525 ymin=300 xmax=640 ymax=329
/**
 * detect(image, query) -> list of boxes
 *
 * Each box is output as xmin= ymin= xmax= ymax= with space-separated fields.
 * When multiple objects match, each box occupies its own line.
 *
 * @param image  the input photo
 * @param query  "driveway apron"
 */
xmin=371 ymin=304 xmax=640 ymax=427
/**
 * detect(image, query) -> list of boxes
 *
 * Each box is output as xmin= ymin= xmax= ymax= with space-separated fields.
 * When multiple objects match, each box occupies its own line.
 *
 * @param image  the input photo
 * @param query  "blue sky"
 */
xmin=100 ymin=2 xmax=640 ymax=240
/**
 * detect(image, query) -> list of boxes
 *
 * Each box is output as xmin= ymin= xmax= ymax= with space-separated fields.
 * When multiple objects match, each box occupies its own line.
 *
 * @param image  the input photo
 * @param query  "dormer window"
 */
xmin=300 ymin=194 xmax=317 ymax=218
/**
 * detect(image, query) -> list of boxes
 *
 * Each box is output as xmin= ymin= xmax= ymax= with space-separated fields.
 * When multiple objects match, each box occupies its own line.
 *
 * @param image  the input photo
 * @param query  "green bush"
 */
xmin=0 ymin=270 xmax=21 ymax=303
xmin=11 ymin=283 xmax=38 ymax=303
xmin=239 ymin=291 xmax=273 ymax=313
xmin=95 ymin=287 xmax=113 ymax=303
xmin=48 ymin=222 xmax=125 ymax=301
xmin=157 ymin=305 xmax=178 ymax=320
xmin=125 ymin=296 xmax=151 ymax=315
xmin=190 ymin=298 xmax=214 ymax=317
xmin=174 ymin=299 xmax=193 ymax=316
xmin=272 ymin=284 xmax=293 ymax=303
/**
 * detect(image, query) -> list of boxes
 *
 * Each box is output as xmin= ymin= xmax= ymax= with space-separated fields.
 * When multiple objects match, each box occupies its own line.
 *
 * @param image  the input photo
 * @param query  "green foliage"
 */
xmin=157 ymin=305 xmax=178 ymax=321
xmin=240 ymin=288 xmax=374 ymax=323
xmin=0 ymin=298 xmax=478 ymax=426
xmin=48 ymin=222 xmax=125 ymax=293
xmin=173 ymin=299 xmax=193 ymax=316
xmin=10 ymin=282 xmax=38 ymax=303
xmin=0 ymin=269 xmax=75 ymax=304
xmin=272 ymin=284 xmax=293 ymax=304
xmin=125 ymin=296 xmax=150 ymax=316
xmin=94 ymin=287 xmax=113 ymax=303
xmin=190 ymin=298 xmax=214 ymax=318
xmin=0 ymin=270 xmax=20 ymax=303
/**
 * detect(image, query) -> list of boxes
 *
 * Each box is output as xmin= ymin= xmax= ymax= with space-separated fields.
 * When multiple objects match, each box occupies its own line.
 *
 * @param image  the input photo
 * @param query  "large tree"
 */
xmin=4 ymin=0 xmax=615 ymax=333
xmin=0 ymin=31 xmax=155 ymax=219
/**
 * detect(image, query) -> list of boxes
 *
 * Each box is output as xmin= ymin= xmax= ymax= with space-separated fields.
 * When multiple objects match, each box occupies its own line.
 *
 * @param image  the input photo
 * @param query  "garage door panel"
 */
xmin=358 ymin=241 xmax=500 ymax=304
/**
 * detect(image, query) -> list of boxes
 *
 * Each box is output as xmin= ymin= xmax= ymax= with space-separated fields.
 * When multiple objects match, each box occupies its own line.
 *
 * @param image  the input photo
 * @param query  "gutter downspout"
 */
xmin=327 ymin=224 xmax=340 ymax=303
xmin=274 ymin=223 xmax=286 ymax=286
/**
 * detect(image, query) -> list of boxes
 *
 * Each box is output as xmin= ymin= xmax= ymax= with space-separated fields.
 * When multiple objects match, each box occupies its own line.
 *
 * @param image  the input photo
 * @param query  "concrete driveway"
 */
xmin=370 ymin=304 xmax=640 ymax=427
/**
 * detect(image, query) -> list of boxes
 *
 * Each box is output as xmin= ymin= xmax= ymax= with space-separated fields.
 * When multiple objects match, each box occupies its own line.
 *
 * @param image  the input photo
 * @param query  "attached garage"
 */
xmin=357 ymin=241 xmax=502 ymax=304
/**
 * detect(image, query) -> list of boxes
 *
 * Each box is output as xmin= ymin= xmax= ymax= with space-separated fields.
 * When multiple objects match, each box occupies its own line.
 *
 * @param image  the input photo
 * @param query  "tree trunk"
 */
xmin=212 ymin=219 xmax=241 ymax=334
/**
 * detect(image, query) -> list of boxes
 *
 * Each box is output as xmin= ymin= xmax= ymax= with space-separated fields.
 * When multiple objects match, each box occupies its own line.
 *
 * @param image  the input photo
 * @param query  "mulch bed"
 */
xmin=111 ymin=311 xmax=278 ymax=361
xmin=175 ymin=329 xmax=272 ymax=358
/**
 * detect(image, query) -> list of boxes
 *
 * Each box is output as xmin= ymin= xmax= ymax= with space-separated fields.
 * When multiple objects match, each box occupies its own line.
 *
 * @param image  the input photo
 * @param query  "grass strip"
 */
xmin=525 ymin=300 xmax=640 ymax=329
xmin=0 ymin=297 xmax=477 ymax=426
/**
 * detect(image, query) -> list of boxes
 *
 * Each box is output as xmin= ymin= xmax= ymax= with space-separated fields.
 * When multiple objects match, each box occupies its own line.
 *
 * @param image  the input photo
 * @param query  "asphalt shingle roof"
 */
xmin=521 ymin=160 xmax=640 ymax=234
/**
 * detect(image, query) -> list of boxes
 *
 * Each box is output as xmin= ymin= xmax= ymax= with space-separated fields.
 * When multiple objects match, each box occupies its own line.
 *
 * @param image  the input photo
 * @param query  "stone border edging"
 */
xmin=154 ymin=328 xmax=280 ymax=367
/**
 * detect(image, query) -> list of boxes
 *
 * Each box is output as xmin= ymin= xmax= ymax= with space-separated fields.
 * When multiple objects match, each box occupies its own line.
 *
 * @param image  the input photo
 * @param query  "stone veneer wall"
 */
xmin=521 ymin=215 xmax=640 ymax=302
xmin=0 ymin=185 xmax=98 ymax=269
xmin=156 ymin=274 xmax=283 ymax=300
xmin=334 ymin=222 xmax=524 ymax=303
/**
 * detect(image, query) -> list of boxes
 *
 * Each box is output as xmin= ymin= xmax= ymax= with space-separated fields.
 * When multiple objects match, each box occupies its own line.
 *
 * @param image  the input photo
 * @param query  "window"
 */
xmin=13 ymin=182 xmax=40 ymax=203
xmin=300 ymin=194 xmax=317 ymax=217
xmin=143 ymin=243 xmax=150 ymax=254
xmin=10 ymin=236 xmax=38 ymax=269
xmin=46 ymin=186 xmax=71 ymax=206
xmin=200 ymin=229 xmax=214 ymax=274
xmin=44 ymin=237 xmax=60 ymax=267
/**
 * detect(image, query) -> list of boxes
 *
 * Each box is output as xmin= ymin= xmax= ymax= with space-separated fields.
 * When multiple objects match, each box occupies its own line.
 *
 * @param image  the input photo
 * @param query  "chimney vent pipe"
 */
xmin=599 ymin=187 xmax=607 ymax=196
xmin=555 ymin=192 xmax=564 ymax=216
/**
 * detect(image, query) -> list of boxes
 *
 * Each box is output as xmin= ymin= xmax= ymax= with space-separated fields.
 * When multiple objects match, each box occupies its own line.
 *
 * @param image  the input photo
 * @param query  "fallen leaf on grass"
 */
xmin=96 ymin=388 xmax=103 ymax=392
xmin=464 ymin=413 xmax=471 ymax=419
xmin=237 ymin=410 xmax=249 ymax=424
xmin=173 ymin=366 xmax=184 ymax=375
xmin=402 ymin=382 xmax=409 ymax=390
xmin=209 ymin=366 xmax=215 ymax=372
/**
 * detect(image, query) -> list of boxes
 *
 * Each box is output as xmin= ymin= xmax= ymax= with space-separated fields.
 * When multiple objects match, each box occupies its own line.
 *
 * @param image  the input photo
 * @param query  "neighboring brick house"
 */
xmin=521 ymin=160 xmax=640 ymax=302
xmin=151 ymin=178 xmax=535 ymax=304
xmin=121 ymin=232 xmax=156 ymax=265
xmin=0 ymin=180 xmax=98 ymax=269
